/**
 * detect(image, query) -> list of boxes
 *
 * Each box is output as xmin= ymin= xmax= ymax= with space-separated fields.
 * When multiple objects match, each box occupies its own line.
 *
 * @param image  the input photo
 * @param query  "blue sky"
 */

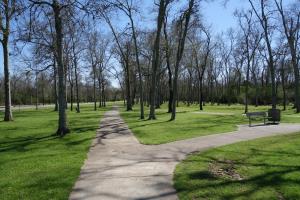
xmin=0 ymin=0 xmax=248 ymax=75
xmin=0 ymin=0 xmax=293 ymax=79
xmin=202 ymin=0 xmax=249 ymax=34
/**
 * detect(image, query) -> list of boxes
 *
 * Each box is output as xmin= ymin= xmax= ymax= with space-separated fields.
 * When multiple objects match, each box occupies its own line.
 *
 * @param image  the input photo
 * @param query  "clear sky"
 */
xmin=202 ymin=0 xmax=249 ymax=34
xmin=0 ymin=0 xmax=294 ymax=80
xmin=1 ymin=0 xmax=245 ymax=76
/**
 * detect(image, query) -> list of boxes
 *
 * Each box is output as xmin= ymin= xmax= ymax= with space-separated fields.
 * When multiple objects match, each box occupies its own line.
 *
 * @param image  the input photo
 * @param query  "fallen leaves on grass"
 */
xmin=208 ymin=159 xmax=243 ymax=181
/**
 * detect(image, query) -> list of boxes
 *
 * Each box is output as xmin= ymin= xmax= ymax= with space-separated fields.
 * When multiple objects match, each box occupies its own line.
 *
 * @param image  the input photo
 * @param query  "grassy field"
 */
xmin=174 ymin=132 xmax=300 ymax=200
xmin=0 ymin=104 xmax=109 ymax=200
xmin=120 ymin=103 xmax=300 ymax=144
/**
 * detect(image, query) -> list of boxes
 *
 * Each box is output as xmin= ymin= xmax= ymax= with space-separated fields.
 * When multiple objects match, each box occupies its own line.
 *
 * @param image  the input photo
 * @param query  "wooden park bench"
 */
xmin=246 ymin=111 xmax=269 ymax=127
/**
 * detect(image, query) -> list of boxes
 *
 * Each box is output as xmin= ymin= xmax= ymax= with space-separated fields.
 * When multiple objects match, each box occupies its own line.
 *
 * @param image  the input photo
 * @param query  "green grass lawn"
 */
xmin=174 ymin=132 xmax=300 ymax=200
xmin=120 ymin=103 xmax=300 ymax=144
xmin=0 ymin=104 xmax=109 ymax=200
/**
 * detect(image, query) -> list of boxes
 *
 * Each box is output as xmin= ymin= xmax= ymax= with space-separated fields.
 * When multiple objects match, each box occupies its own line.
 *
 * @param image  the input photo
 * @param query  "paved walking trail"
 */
xmin=69 ymin=107 xmax=300 ymax=200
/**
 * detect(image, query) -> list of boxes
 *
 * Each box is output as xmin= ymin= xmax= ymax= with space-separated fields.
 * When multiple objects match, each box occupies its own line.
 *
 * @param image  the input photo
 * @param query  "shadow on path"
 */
xmin=69 ymin=106 xmax=300 ymax=200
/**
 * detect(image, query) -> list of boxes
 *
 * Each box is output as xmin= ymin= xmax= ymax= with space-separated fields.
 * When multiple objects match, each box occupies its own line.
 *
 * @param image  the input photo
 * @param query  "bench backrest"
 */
xmin=246 ymin=112 xmax=267 ymax=117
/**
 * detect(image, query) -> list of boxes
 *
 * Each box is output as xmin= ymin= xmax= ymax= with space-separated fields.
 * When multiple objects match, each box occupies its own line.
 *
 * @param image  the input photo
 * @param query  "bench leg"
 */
xmin=249 ymin=118 xmax=251 ymax=127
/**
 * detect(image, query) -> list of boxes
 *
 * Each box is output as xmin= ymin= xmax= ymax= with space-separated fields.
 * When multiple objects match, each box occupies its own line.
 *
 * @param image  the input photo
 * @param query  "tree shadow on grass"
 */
xmin=71 ymin=126 xmax=98 ymax=133
xmin=0 ymin=134 xmax=59 ymax=153
xmin=184 ymin=166 xmax=300 ymax=199
xmin=18 ymin=173 xmax=73 ymax=200
xmin=65 ymin=137 xmax=94 ymax=146
xmin=176 ymin=148 xmax=300 ymax=199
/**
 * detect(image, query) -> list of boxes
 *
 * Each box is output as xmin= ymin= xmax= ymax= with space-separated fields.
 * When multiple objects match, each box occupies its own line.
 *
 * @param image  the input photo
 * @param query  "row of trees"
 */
xmin=0 ymin=0 xmax=118 ymax=135
xmin=1 ymin=0 xmax=299 ymax=136
xmin=0 ymin=72 xmax=120 ymax=106
xmin=101 ymin=0 xmax=300 ymax=118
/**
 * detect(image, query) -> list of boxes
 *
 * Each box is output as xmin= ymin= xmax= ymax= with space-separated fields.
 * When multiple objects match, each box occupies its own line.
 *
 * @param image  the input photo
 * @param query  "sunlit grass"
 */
xmin=120 ymin=103 xmax=300 ymax=144
xmin=174 ymin=132 xmax=300 ymax=200
xmin=0 ymin=104 xmax=110 ymax=200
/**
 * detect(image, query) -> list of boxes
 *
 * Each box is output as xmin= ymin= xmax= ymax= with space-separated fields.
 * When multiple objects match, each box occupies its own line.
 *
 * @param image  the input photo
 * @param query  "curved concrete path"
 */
xmin=69 ymin=107 xmax=300 ymax=200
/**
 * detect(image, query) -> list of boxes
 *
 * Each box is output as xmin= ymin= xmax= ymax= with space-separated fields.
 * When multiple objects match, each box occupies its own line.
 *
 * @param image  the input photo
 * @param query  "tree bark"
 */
xmin=171 ymin=0 xmax=194 ymax=121
xmin=73 ymin=53 xmax=80 ymax=113
xmin=35 ymin=71 xmax=38 ymax=110
xmin=124 ymin=59 xmax=132 ymax=111
xmin=2 ymin=35 xmax=13 ymax=121
xmin=199 ymin=76 xmax=204 ymax=111
xmin=245 ymin=61 xmax=250 ymax=113
xmin=92 ymin=65 xmax=97 ymax=111
xmin=280 ymin=59 xmax=287 ymax=111
xmin=70 ymin=82 xmax=73 ymax=111
xmin=275 ymin=0 xmax=300 ymax=112
xmin=97 ymin=69 xmax=102 ymax=108
xmin=149 ymin=0 xmax=169 ymax=120
xmin=53 ymin=61 xmax=58 ymax=111
xmin=53 ymin=1 xmax=69 ymax=136
xmin=129 ymin=12 xmax=144 ymax=119
xmin=249 ymin=0 xmax=277 ymax=109
xmin=163 ymin=16 xmax=173 ymax=113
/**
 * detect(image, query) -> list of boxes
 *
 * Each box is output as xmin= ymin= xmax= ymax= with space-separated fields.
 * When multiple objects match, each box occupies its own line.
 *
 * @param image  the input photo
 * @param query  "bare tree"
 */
xmin=275 ymin=0 xmax=300 ymax=112
xmin=236 ymin=10 xmax=262 ymax=113
xmin=0 ymin=0 xmax=21 ymax=121
xmin=170 ymin=0 xmax=196 ymax=120
xmin=86 ymin=32 xmax=99 ymax=111
xmin=190 ymin=25 xmax=214 ymax=111
xmin=69 ymin=26 xmax=83 ymax=113
xmin=100 ymin=9 xmax=133 ymax=111
xmin=163 ymin=13 xmax=173 ymax=113
xmin=112 ymin=0 xmax=145 ymax=119
xmin=249 ymin=0 xmax=277 ymax=109
xmin=29 ymin=0 xmax=71 ymax=135
xmin=148 ymin=0 xmax=172 ymax=119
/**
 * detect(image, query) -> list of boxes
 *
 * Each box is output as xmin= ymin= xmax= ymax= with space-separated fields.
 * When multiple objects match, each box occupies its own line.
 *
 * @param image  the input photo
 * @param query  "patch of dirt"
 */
xmin=208 ymin=159 xmax=243 ymax=181
xmin=276 ymin=191 xmax=285 ymax=200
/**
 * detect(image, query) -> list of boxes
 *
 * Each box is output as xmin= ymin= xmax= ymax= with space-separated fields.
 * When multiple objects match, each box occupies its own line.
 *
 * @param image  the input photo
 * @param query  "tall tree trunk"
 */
xmin=53 ymin=62 xmax=58 ymax=111
xmin=254 ymin=76 xmax=259 ymax=107
xmin=125 ymin=61 xmax=132 ymax=111
xmin=98 ymin=72 xmax=102 ymax=108
xmin=199 ymin=76 xmax=204 ymax=111
xmin=249 ymin=0 xmax=276 ymax=109
xmin=35 ymin=71 xmax=38 ymax=110
xmin=245 ymin=62 xmax=250 ymax=113
xmin=275 ymin=0 xmax=300 ymax=112
xmin=237 ymin=71 xmax=241 ymax=96
xmin=131 ymin=73 xmax=136 ymax=106
xmin=171 ymin=0 xmax=194 ymax=121
xmin=149 ymin=0 xmax=169 ymax=120
xmin=93 ymin=65 xmax=97 ymax=111
xmin=129 ymin=15 xmax=144 ymax=119
xmin=74 ymin=56 xmax=80 ymax=113
xmin=54 ymin=2 xmax=69 ymax=135
xmin=102 ymin=82 xmax=106 ymax=107
xmin=163 ymin=17 xmax=173 ymax=113
xmin=280 ymin=59 xmax=287 ymax=111
xmin=65 ymin=66 xmax=68 ymax=109
xmin=291 ymin=52 xmax=300 ymax=113
xmin=3 ymin=35 xmax=13 ymax=121
xmin=41 ymin=75 xmax=45 ymax=106
xmin=70 ymin=83 xmax=73 ymax=111
xmin=155 ymin=73 xmax=161 ymax=109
